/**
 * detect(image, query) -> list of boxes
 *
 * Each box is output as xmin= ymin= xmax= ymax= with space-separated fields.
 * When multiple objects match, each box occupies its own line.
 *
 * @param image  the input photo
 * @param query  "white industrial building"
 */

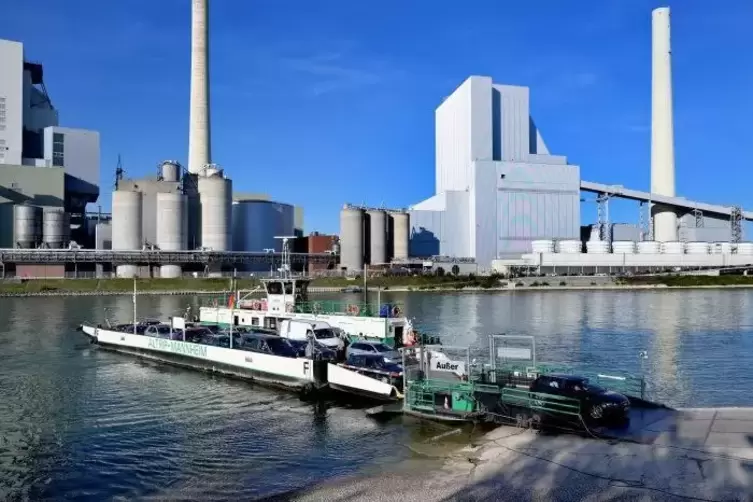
xmin=409 ymin=76 xmax=581 ymax=267
xmin=405 ymin=7 xmax=753 ymax=271
xmin=0 ymin=38 xmax=100 ymax=249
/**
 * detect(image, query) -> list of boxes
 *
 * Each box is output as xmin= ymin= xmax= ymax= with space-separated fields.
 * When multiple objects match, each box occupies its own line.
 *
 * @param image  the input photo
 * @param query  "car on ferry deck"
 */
xmin=341 ymin=353 xmax=404 ymax=387
xmin=144 ymin=324 xmax=182 ymax=340
xmin=287 ymin=339 xmax=338 ymax=362
xmin=235 ymin=333 xmax=299 ymax=359
xmin=346 ymin=341 xmax=401 ymax=364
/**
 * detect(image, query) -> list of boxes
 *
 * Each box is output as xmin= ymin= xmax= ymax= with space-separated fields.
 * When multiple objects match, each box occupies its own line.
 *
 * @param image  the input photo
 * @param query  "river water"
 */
xmin=1 ymin=289 xmax=752 ymax=500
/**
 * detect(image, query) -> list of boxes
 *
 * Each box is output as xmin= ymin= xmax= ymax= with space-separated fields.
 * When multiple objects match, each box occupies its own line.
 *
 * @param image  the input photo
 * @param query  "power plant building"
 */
xmin=0 ymin=38 xmax=100 ymax=248
xmin=409 ymin=76 xmax=580 ymax=267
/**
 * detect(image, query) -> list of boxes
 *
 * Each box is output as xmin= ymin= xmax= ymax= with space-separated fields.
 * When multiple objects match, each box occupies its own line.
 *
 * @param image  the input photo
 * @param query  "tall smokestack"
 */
xmin=188 ymin=0 xmax=210 ymax=175
xmin=650 ymin=7 xmax=678 ymax=242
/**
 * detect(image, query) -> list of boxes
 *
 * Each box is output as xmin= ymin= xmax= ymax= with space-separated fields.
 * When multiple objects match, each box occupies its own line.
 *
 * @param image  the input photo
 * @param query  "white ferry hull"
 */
xmin=326 ymin=363 xmax=402 ymax=402
xmin=81 ymin=324 xmax=319 ymax=392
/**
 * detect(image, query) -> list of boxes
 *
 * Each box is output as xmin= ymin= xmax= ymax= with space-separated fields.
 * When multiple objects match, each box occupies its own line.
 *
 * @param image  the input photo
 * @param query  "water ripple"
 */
xmin=1 ymin=290 xmax=753 ymax=499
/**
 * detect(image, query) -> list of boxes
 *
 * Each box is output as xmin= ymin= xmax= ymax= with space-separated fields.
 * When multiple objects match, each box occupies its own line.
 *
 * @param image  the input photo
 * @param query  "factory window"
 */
xmin=52 ymin=132 xmax=64 ymax=166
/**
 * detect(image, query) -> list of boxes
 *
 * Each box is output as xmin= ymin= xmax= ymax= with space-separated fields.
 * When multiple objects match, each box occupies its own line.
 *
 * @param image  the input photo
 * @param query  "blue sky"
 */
xmin=2 ymin=0 xmax=752 ymax=234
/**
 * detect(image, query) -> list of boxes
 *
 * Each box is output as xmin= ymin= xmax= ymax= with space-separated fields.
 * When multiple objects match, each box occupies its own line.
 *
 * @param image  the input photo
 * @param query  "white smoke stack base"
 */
xmin=188 ymin=0 xmax=211 ymax=175
xmin=650 ymin=6 xmax=678 ymax=241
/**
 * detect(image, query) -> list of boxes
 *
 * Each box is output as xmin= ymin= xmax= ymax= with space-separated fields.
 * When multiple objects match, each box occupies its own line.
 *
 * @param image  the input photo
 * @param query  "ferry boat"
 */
xmin=197 ymin=239 xmax=413 ymax=348
xmin=80 ymin=317 xmax=328 ymax=394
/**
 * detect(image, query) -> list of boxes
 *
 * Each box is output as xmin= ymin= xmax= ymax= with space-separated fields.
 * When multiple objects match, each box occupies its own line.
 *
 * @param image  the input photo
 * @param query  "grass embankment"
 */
xmin=619 ymin=274 xmax=753 ymax=287
xmin=0 ymin=274 xmax=501 ymax=295
xmin=0 ymin=278 xmax=262 ymax=295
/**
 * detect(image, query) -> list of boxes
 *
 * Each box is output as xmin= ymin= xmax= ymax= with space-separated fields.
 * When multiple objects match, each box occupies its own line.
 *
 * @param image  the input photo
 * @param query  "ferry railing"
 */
xmin=499 ymin=387 xmax=582 ymax=417
xmin=293 ymin=301 xmax=405 ymax=318
xmin=478 ymin=362 xmax=646 ymax=400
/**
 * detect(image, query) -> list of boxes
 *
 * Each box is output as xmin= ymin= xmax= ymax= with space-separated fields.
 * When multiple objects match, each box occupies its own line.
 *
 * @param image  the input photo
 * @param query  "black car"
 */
xmin=530 ymin=374 xmax=630 ymax=425
xmin=287 ymin=339 xmax=338 ymax=362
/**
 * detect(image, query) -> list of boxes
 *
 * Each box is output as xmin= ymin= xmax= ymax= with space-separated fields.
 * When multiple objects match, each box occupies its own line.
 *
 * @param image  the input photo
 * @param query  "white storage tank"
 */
xmin=366 ymin=209 xmax=388 ymax=265
xmin=112 ymin=190 xmax=143 ymax=278
xmin=686 ymin=242 xmax=710 ymax=255
xmin=13 ymin=204 xmax=42 ymax=248
xmin=198 ymin=173 xmax=232 ymax=251
xmin=586 ymin=240 xmax=610 ymax=254
xmin=157 ymin=192 xmax=187 ymax=278
xmin=557 ymin=240 xmax=582 ymax=254
xmin=42 ymin=209 xmax=69 ymax=249
xmin=637 ymin=241 xmax=661 ymax=254
xmin=339 ymin=205 xmax=365 ymax=271
xmin=531 ymin=240 xmax=555 ymax=254
xmin=611 ymin=241 xmax=636 ymax=254
xmin=662 ymin=241 xmax=686 ymax=254
xmin=390 ymin=211 xmax=409 ymax=261
xmin=711 ymin=242 xmax=733 ymax=254
xmin=736 ymin=242 xmax=753 ymax=255
xmin=160 ymin=160 xmax=181 ymax=182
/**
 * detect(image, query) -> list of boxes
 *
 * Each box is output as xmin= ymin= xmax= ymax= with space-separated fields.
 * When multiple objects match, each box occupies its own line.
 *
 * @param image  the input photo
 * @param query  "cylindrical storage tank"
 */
xmin=586 ymin=240 xmax=610 ymax=254
xmin=13 ymin=204 xmax=42 ymax=248
xmin=531 ymin=239 xmax=555 ymax=253
xmin=339 ymin=206 xmax=365 ymax=271
xmin=42 ymin=209 xmax=69 ymax=249
xmin=662 ymin=241 xmax=685 ymax=254
xmin=366 ymin=210 xmax=387 ymax=265
xmin=198 ymin=174 xmax=232 ymax=251
xmin=557 ymin=240 xmax=582 ymax=254
xmin=711 ymin=242 xmax=733 ymax=254
xmin=112 ymin=190 xmax=143 ymax=250
xmin=611 ymin=241 xmax=636 ymax=254
xmin=112 ymin=190 xmax=143 ymax=278
xmin=157 ymin=192 xmax=188 ymax=278
xmin=390 ymin=212 xmax=409 ymax=261
xmin=160 ymin=160 xmax=181 ymax=182
xmin=637 ymin=241 xmax=661 ymax=254
xmin=736 ymin=242 xmax=753 ymax=255
xmin=232 ymin=200 xmax=294 ymax=272
xmin=686 ymin=242 xmax=710 ymax=255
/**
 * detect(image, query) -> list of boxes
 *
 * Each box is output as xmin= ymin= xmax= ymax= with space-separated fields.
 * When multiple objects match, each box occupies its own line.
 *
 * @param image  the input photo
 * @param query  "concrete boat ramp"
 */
xmin=279 ymin=407 xmax=753 ymax=501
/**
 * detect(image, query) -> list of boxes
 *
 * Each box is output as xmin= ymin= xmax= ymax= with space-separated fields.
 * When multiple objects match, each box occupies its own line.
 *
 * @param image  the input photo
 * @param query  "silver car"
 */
xmin=346 ymin=341 xmax=401 ymax=363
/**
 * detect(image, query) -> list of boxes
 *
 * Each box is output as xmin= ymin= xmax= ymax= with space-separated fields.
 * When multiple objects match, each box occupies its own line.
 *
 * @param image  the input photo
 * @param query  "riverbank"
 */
xmin=4 ymin=275 xmax=753 ymax=297
xmin=287 ymin=407 xmax=753 ymax=501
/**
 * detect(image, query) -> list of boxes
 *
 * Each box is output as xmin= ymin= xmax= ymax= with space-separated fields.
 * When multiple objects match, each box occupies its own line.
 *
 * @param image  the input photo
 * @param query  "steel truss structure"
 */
xmin=0 ymin=249 xmax=337 ymax=265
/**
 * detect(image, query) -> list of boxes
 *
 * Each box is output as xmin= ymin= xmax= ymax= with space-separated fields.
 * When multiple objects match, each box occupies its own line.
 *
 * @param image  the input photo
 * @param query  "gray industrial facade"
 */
xmin=409 ymin=76 xmax=581 ymax=268
xmin=0 ymin=38 xmax=100 ymax=248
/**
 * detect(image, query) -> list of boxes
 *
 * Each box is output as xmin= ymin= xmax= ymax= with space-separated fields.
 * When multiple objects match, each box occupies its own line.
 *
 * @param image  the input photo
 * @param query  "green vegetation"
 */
xmin=0 ymin=278 xmax=260 ymax=295
xmin=0 ymin=273 xmax=506 ymax=295
xmin=308 ymin=272 xmax=504 ymax=290
xmin=619 ymin=274 xmax=753 ymax=287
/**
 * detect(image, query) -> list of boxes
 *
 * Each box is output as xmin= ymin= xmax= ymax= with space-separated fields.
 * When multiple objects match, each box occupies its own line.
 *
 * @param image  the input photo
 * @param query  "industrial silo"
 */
xmin=156 ymin=192 xmax=188 ymax=278
xmin=42 ymin=209 xmax=70 ymax=248
xmin=339 ymin=205 xmax=364 ymax=271
xmin=112 ymin=190 xmax=143 ymax=277
xmin=198 ymin=173 xmax=232 ymax=251
xmin=160 ymin=160 xmax=181 ymax=182
xmin=13 ymin=205 xmax=42 ymax=248
xmin=232 ymin=200 xmax=294 ymax=250
xmin=366 ymin=210 xmax=387 ymax=265
xmin=390 ymin=211 xmax=410 ymax=262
